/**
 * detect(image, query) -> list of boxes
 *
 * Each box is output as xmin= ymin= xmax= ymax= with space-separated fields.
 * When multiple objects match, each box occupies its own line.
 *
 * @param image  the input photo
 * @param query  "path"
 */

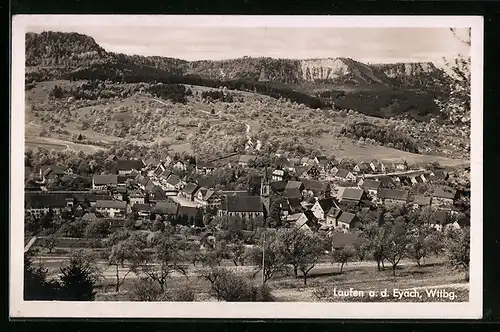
xmin=24 ymin=236 xmax=38 ymax=253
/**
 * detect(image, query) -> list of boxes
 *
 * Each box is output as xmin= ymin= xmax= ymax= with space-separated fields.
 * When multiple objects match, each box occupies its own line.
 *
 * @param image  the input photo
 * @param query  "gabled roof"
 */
xmin=81 ymin=212 xmax=98 ymax=222
xmin=284 ymin=188 xmax=302 ymax=199
xmin=222 ymin=196 xmax=263 ymax=213
xmin=41 ymin=165 xmax=66 ymax=176
xmin=296 ymin=210 xmax=319 ymax=230
xmin=182 ymin=183 xmax=199 ymax=195
xmin=272 ymin=169 xmax=285 ymax=176
xmin=196 ymin=160 xmax=215 ymax=169
xmin=327 ymin=207 xmax=342 ymax=218
xmin=25 ymin=193 xmax=68 ymax=209
xmin=378 ymin=189 xmax=409 ymax=201
xmin=315 ymin=156 xmax=328 ymax=162
xmin=95 ymin=200 xmax=127 ymax=209
xmin=151 ymin=186 xmax=167 ymax=201
xmin=270 ymin=180 xmax=287 ymax=193
xmin=287 ymin=197 xmax=302 ymax=210
xmin=355 ymin=162 xmax=371 ymax=171
xmin=431 ymin=211 xmax=449 ymax=225
xmin=159 ymin=169 xmax=172 ymax=178
xmin=335 ymin=169 xmax=352 ymax=178
xmin=93 ymin=174 xmax=118 ymax=185
xmin=317 ymin=198 xmax=340 ymax=212
xmin=432 ymin=186 xmax=457 ymax=200
xmin=198 ymin=176 xmax=217 ymax=189
xmin=337 ymin=212 xmax=358 ymax=225
xmin=166 ymin=174 xmax=182 ymax=186
xmin=116 ymin=159 xmax=144 ymax=171
xmin=341 ymin=188 xmax=365 ymax=202
xmin=302 ymin=179 xmax=330 ymax=192
xmin=360 ymin=179 xmax=381 ymax=190
xmin=144 ymin=157 xmax=160 ymax=167
xmin=153 ymin=201 xmax=179 ymax=215
xmin=132 ymin=203 xmax=152 ymax=212
xmin=285 ymin=180 xmax=304 ymax=190
xmin=411 ymin=195 xmax=432 ymax=206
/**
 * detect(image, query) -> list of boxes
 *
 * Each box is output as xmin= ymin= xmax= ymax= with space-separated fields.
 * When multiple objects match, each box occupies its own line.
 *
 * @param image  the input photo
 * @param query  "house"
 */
xmin=429 ymin=170 xmax=449 ymax=182
xmin=158 ymin=169 xmax=172 ymax=181
xmin=283 ymin=160 xmax=297 ymax=174
xmin=272 ymin=169 xmax=285 ymax=182
xmin=153 ymin=163 xmax=167 ymax=177
xmin=194 ymin=187 xmax=221 ymax=208
xmin=95 ymin=200 xmax=127 ymax=218
xmin=340 ymin=188 xmax=367 ymax=205
xmin=132 ymin=203 xmax=152 ymax=218
xmin=129 ymin=192 xmax=146 ymax=206
xmin=172 ymin=160 xmax=187 ymax=171
xmin=284 ymin=180 xmax=304 ymax=199
xmin=301 ymin=179 xmax=331 ymax=199
xmin=311 ymin=198 xmax=340 ymax=221
xmin=92 ymin=174 xmax=118 ymax=190
xmin=153 ymin=200 xmax=179 ymax=217
xmin=150 ymin=185 xmax=167 ymax=202
xmin=218 ymin=196 xmax=264 ymax=219
xmin=179 ymin=183 xmax=199 ymax=201
xmin=293 ymin=210 xmax=319 ymax=232
xmin=314 ymin=156 xmax=328 ymax=165
xmin=287 ymin=197 xmax=303 ymax=214
xmin=238 ymin=155 xmax=255 ymax=167
xmin=197 ymin=176 xmax=217 ymax=189
xmin=431 ymin=186 xmax=458 ymax=208
xmin=165 ymin=174 xmax=183 ymax=190
xmin=179 ymin=206 xmax=200 ymax=219
xmin=410 ymin=175 xmax=425 ymax=185
xmin=427 ymin=210 xmax=449 ymax=231
xmin=359 ymin=179 xmax=381 ymax=197
xmin=39 ymin=165 xmax=67 ymax=179
xmin=300 ymin=164 xmax=321 ymax=179
xmin=335 ymin=169 xmax=357 ymax=182
xmin=116 ymin=159 xmax=145 ymax=175
xmin=106 ymin=155 xmax=118 ymax=162
xmin=335 ymin=212 xmax=362 ymax=232
xmin=162 ymin=155 xmax=173 ymax=166
xmin=140 ymin=177 xmax=155 ymax=192
xmin=111 ymin=187 xmax=127 ymax=201
xmin=353 ymin=162 xmax=371 ymax=174
xmin=143 ymin=157 xmax=160 ymax=169
xmin=196 ymin=160 xmax=215 ymax=174
xmin=411 ymin=195 xmax=432 ymax=209
xmin=394 ymin=160 xmax=408 ymax=171
xmin=300 ymin=157 xmax=312 ymax=166
xmin=325 ymin=207 xmax=343 ymax=227
xmin=25 ymin=192 xmax=68 ymax=218
xmin=378 ymin=189 xmax=409 ymax=205
xmin=369 ymin=160 xmax=387 ymax=173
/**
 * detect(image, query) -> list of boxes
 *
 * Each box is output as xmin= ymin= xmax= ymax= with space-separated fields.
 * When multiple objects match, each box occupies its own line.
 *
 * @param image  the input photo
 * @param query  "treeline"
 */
xmin=147 ymin=83 xmax=193 ymax=104
xmin=65 ymin=63 xmax=329 ymax=109
xmin=341 ymin=121 xmax=420 ymax=153
xmin=200 ymin=90 xmax=234 ymax=103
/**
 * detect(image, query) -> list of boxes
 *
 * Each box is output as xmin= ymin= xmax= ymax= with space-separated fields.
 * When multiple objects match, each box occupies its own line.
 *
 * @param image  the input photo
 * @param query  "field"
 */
xmin=29 ymin=236 xmax=468 ymax=303
xmin=24 ymin=79 xmax=469 ymax=165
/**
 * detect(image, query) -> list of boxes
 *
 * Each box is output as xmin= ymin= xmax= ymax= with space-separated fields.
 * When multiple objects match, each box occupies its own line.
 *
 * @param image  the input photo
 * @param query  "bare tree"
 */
xmin=332 ymin=246 xmax=355 ymax=273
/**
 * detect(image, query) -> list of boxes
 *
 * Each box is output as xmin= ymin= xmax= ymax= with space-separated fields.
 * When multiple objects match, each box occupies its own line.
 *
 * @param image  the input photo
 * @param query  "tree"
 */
xmin=43 ymin=234 xmax=58 ymax=254
xmin=200 ymin=267 xmax=274 ymax=302
xmin=229 ymin=241 xmax=247 ymax=266
xmin=24 ymin=250 xmax=61 ymax=300
xmin=381 ymin=222 xmax=410 ymax=276
xmin=84 ymin=219 xmax=110 ymax=238
xmin=58 ymin=250 xmax=100 ymax=301
xmin=129 ymin=277 xmax=166 ymax=302
xmin=297 ymin=233 xmax=325 ymax=285
xmin=104 ymin=230 xmax=146 ymax=293
xmin=134 ymin=232 xmax=188 ymax=292
xmin=444 ymin=227 xmax=470 ymax=279
xmin=406 ymin=225 xmax=433 ymax=267
xmin=250 ymin=231 xmax=285 ymax=283
xmin=332 ymin=246 xmax=355 ymax=273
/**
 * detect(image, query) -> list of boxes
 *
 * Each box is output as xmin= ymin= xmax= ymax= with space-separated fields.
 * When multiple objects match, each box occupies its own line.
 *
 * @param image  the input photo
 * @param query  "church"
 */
xmin=218 ymin=168 xmax=270 ymax=219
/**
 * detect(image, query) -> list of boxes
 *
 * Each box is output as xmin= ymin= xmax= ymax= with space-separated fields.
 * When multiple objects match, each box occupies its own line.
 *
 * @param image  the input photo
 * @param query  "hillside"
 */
xmin=24 ymin=31 xmax=465 ymax=121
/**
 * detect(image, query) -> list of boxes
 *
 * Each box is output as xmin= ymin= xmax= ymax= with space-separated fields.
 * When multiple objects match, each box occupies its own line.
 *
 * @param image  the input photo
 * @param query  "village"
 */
xmin=25 ymin=149 xmax=471 ymax=241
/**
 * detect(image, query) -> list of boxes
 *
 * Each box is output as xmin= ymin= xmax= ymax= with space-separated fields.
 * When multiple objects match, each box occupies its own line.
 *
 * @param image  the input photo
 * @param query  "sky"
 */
xmin=27 ymin=25 xmax=471 ymax=64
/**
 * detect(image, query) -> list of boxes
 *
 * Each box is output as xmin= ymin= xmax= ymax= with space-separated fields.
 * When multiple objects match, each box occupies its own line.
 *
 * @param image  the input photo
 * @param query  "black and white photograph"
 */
xmin=10 ymin=15 xmax=483 ymax=319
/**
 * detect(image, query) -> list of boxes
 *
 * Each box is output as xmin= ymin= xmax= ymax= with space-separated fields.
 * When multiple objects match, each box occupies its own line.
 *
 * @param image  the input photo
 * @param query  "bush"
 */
xmin=129 ymin=277 xmax=167 ymax=302
xmin=173 ymin=284 xmax=196 ymax=302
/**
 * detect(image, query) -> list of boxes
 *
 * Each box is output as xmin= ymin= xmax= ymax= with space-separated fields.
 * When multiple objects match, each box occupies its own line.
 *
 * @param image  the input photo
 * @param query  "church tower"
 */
xmin=260 ymin=167 xmax=270 ymax=217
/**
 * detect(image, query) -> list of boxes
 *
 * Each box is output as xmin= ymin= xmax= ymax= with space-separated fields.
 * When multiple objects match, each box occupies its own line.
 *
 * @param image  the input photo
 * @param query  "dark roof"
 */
xmin=335 ymin=169 xmax=352 ymax=178
xmin=143 ymin=178 xmax=155 ymax=191
xmin=182 ymin=183 xmax=199 ymax=195
xmin=361 ymin=179 xmax=381 ymax=190
xmin=317 ymin=198 xmax=339 ymax=212
xmin=93 ymin=174 xmax=118 ymax=185
xmin=337 ymin=212 xmax=358 ymax=225
xmin=432 ymin=186 xmax=457 ymax=200
xmin=412 ymin=195 xmax=432 ymax=206
xmin=302 ymin=179 xmax=329 ymax=192
xmin=297 ymin=210 xmax=319 ymax=230
xmin=132 ymin=203 xmax=152 ymax=212
xmin=179 ymin=206 xmax=199 ymax=217
xmin=287 ymin=197 xmax=302 ymax=210
xmin=432 ymin=211 xmax=449 ymax=225
xmin=284 ymin=188 xmax=302 ymax=199
xmin=116 ymin=159 xmax=144 ymax=171
xmin=285 ymin=181 xmax=304 ymax=190
xmin=153 ymin=163 xmax=166 ymax=176
xmin=378 ymin=189 xmax=409 ymax=201
xmin=95 ymin=200 xmax=127 ymax=209
xmin=25 ymin=193 xmax=67 ymax=209
xmin=327 ymin=207 xmax=342 ymax=218
xmin=355 ymin=163 xmax=371 ymax=171
xmin=222 ymin=196 xmax=263 ymax=213
xmin=117 ymin=175 xmax=129 ymax=183
xmin=270 ymin=180 xmax=287 ymax=193
xmin=197 ymin=176 xmax=217 ymax=189
xmin=144 ymin=157 xmax=160 ymax=167
xmin=341 ymin=188 xmax=365 ymax=202
xmin=41 ymin=165 xmax=66 ymax=176
xmin=153 ymin=201 xmax=179 ymax=215
xmin=166 ymin=174 xmax=182 ymax=186
xmin=159 ymin=169 xmax=172 ymax=178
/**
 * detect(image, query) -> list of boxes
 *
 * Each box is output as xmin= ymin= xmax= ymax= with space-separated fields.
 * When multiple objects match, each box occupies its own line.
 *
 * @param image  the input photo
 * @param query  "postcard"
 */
xmin=10 ymin=14 xmax=483 ymax=319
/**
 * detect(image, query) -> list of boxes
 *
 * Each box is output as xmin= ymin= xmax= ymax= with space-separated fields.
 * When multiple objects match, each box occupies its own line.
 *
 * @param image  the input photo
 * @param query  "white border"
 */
xmin=10 ymin=15 xmax=483 ymax=319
